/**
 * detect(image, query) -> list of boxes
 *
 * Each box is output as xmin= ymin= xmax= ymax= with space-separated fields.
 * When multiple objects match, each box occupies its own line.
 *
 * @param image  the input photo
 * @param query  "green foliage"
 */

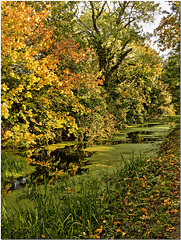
xmin=76 ymin=86 xmax=116 ymax=141
xmin=161 ymin=53 xmax=180 ymax=114
xmin=76 ymin=1 xmax=160 ymax=86
xmin=106 ymin=44 xmax=175 ymax=124
xmin=155 ymin=1 xmax=180 ymax=53
xmin=154 ymin=1 xmax=180 ymax=115
xmin=1 ymin=1 xmax=177 ymax=149
xmin=1 ymin=152 xmax=28 ymax=179
xmin=48 ymin=1 xmax=77 ymax=39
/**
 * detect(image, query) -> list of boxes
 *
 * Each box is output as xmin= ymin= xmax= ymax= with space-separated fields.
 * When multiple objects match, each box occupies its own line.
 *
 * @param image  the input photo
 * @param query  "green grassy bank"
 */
xmin=1 ymin=125 xmax=180 ymax=239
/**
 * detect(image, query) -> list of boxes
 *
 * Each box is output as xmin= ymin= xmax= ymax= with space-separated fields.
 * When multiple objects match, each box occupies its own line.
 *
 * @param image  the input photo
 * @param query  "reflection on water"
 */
xmin=29 ymin=144 xmax=93 ymax=182
xmin=6 ymin=144 xmax=93 ymax=193
xmin=7 ymin=176 xmax=26 ymax=192
xmin=5 ymin=127 xmax=166 ymax=193
xmin=127 ymin=131 xmax=161 ymax=143
xmin=95 ymin=130 xmax=162 ymax=145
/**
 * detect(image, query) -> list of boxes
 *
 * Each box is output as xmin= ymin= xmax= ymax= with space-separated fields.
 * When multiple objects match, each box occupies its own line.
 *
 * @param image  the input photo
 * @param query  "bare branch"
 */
xmin=121 ymin=39 xmax=131 ymax=51
xmin=123 ymin=18 xmax=136 ymax=28
xmin=96 ymin=2 xmax=106 ymax=20
xmin=90 ymin=2 xmax=100 ymax=34
xmin=77 ymin=18 xmax=93 ymax=34
xmin=116 ymin=1 xmax=129 ymax=24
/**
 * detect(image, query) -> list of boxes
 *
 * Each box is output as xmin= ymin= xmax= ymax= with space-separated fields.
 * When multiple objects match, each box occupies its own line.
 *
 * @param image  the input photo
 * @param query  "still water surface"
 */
xmin=5 ymin=123 xmax=170 ymax=194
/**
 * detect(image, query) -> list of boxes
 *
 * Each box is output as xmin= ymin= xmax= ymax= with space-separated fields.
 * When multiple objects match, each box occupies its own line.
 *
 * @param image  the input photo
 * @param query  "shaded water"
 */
xmin=6 ymin=144 xmax=93 ymax=191
xmin=94 ymin=130 xmax=161 ymax=145
xmin=4 ymin=123 xmax=169 ymax=193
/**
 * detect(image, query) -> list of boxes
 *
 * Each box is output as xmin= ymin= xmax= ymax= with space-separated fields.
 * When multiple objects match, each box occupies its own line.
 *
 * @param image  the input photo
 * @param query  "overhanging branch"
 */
xmin=105 ymin=48 xmax=132 ymax=81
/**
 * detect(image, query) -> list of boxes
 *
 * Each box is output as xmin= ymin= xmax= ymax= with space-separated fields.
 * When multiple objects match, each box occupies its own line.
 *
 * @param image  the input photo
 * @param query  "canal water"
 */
xmin=2 ymin=122 xmax=171 ymax=196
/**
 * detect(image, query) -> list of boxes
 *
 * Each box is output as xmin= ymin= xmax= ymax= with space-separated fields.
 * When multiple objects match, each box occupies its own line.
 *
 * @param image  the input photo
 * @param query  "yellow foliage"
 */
xmin=1 ymin=102 xmax=9 ymax=119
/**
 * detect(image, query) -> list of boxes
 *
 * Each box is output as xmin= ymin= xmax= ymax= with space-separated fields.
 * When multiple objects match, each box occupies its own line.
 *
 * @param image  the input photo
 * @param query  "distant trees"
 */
xmin=106 ymin=43 xmax=174 ymax=125
xmin=155 ymin=1 xmax=180 ymax=53
xmin=160 ymin=54 xmax=180 ymax=114
xmin=155 ymin=1 xmax=180 ymax=114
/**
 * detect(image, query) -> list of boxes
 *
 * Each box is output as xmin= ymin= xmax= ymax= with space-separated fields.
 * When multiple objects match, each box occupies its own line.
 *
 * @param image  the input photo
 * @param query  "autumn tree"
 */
xmin=44 ymin=1 xmax=118 ymax=141
xmin=1 ymin=1 xmax=101 ymax=148
xmin=155 ymin=1 xmax=180 ymax=114
xmin=75 ymin=1 xmax=160 ymax=88
xmin=46 ymin=1 xmax=170 ymax=126
xmin=160 ymin=54 xmax=180 ymax=114
xmin=155 ymin=1 xmax=180 ymax=53
xmin=107 ymin=43 xmax=174 ymax=125
xmin=1 ymin=1 xmax=175 ymax=149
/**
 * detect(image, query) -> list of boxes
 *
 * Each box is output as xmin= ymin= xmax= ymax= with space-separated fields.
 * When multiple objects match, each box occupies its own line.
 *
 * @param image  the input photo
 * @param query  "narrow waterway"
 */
xmin=2 ymin=122 xmax=171 ymax=200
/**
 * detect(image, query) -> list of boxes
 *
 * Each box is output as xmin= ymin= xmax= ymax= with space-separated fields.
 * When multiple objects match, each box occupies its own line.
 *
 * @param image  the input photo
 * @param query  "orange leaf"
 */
xmin=96 ymin=226 xmax=103 ymax=234
xmin=164 ymin=198 xmax=170 ymax=205
xmin=114 ymin=221 xmax=121 ymax=225
xmin=64 ymin=68 xmax=69 ymax=74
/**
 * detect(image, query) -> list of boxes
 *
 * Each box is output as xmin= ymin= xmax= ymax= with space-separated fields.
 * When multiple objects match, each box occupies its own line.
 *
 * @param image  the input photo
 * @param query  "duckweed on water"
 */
xmin=1 ymin=126 xmax=180 ymax=239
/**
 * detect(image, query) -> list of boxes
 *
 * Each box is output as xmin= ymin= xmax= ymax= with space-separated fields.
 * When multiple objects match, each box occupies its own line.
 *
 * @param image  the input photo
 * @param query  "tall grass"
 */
xmin=1 ymin=152 xmax=27 ymax=179
xmin=2 ymin=154 xmax=145 ymax=239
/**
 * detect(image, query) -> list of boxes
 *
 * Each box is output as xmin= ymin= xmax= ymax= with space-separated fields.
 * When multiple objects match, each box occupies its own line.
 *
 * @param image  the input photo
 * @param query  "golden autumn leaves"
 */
xmin=1 ymin=1 xmax=100 ymax=148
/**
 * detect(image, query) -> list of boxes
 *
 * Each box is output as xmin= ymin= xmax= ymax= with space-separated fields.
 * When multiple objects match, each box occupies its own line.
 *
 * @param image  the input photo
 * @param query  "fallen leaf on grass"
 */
xmin=171 ymin=209 xmax=179 ymax=213
xmin=166 ymin=227 xmax=175 ymax=232
xmin=141 ymin=208 xmax=148 ymax=215
xmin=101 ymin=194 xmax=104 ymax=200
xmin=96 ymin=226 xmax=103 ymax=234
xmin=133 ymin=222 xmax=138 ymax=226
xmin=164 ymin=198 xmax=170 ymax=205
xmin=114 ymin=221 xmax=121 ymax=225
xmin=140 ymin=215 xmax=150 ymax=220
